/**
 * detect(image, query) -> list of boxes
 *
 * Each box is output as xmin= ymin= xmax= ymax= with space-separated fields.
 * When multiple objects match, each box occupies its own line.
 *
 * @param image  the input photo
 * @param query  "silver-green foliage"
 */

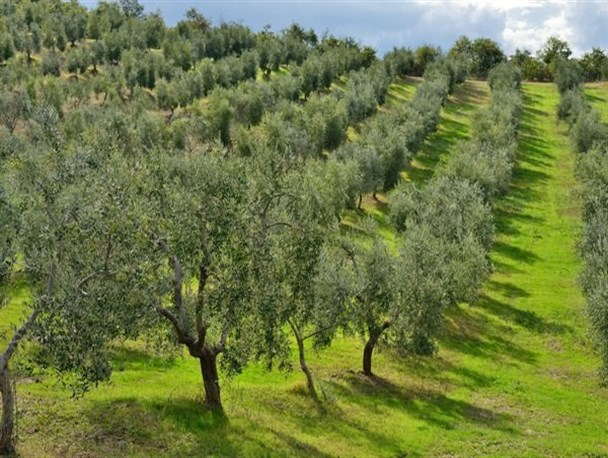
xmin=556 ymin=64 xmax=608 ymax=383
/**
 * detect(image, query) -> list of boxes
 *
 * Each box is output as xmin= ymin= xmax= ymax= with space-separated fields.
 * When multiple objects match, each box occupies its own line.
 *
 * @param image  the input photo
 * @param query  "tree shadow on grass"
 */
xmin=583 ymin=91 xmax=605 ymax=104
xmin=487 ymin=280 xmax=530 ymax=299
xmin=477 ymin=295 xmax=574 ymax=336
xmin=82 ymin=384 xmax=404 ymax=457
xmin=449 ymin=81 xmax=489 ymax=108
xmin=82 ymin=396 xmax=257 ymax=457
xmin=329 ymin=372 xmax=515 ymax=433
xmin=492 ymin=240 xmax=541 ymax=264
xmin=269 ymin=430 xmax=333 ymax=458
xmin=382 ymin=349 xmax=496 ymax=391
xmin=441 ymin=304 xmax=537 ymax=366
xmin=490 ymin=258 xmax=526 ymax=275
xmin=404 ymin=117 xmax=468 ymax=185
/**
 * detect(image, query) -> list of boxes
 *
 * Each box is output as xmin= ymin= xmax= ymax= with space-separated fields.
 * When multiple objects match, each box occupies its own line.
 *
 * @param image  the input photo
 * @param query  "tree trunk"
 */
xmin=198 ymin=350 xmax=223 ymax=414
xmin=362 ymin=322 xmax=390 ymax=377
xmin=362 ymin=336 xmax=376 ymax=377
xmin=0 ymin=368 xmax=15 ymax=456
xmin=295 ymin=335 xmax=319 ymax=402
xmin=358 ymin=193 xmax=363 ymax=210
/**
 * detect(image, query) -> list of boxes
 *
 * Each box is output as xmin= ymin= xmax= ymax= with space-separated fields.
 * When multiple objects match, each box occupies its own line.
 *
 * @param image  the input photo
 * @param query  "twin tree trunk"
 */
xmin=0 ymin=368 xmax=15 ymax=456
xmin=362 ymin=322 xmax=390 ymax=377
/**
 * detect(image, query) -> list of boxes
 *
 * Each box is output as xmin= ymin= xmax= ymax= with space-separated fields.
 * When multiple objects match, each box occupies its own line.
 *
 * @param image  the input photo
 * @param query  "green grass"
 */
xmin=583 ymin=81 xmax=608 ymax=123
xmin=402 ymin=80 xmax=489 ymax=185
xmin=5 ymin=82 xmax=608 ymax=457
xmin=386 ymin=75 xmax=424 ymax=108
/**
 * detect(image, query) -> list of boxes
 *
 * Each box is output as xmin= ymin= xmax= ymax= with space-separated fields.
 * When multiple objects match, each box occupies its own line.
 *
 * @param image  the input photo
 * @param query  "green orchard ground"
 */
xmin=583 ymin=81 xmax=608 ymax=124
xmin=3 ymin=81 xmax=608 ymax=457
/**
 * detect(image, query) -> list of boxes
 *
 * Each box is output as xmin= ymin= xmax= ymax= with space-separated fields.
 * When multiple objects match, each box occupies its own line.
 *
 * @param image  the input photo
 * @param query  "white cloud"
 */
xmin=502 ymin=7 xmax=574 ymax=55
xmin=140 ymin=0 xmax=608 ymax=56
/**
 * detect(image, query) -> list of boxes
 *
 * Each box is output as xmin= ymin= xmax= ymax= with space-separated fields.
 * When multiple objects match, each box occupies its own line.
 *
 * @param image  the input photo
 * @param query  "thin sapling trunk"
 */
xmin=289 ymin=321 xmax=320 ymax=402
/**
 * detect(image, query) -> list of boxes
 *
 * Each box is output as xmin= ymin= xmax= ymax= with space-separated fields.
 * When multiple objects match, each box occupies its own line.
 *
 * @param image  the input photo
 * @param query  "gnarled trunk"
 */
xmin=0 ymin=368 xmax=15 ymax=456
xmin=199 ymin=349 xmax=223 ymax=414
xmin=362 ymin=322 xmax=390 ymax=377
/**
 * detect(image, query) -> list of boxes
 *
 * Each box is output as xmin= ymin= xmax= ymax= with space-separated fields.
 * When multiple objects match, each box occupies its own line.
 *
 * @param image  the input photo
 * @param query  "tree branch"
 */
xmin=303 ymin=323 xmax=336 ymax=342
xmin=156 ymin=238 xmax=187 ymax=330
xmin=287 ymin=318 xmax=302 ymax=341
xmin=264 ymin=221 xmax=294 ymax=231
xmin=156 ymin=306 xmax=196 ymax=347
xmin=0 ymin=310 xmax=39 ymax=373
xmin=340 ymin=243 xmax=358 ymax=269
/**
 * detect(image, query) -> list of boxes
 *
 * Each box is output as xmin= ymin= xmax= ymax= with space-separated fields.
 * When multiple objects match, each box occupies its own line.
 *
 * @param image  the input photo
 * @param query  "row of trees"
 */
xmin=446 ymin=34 xmax=607 ymax=82
xmin=0 ymin=0 xmax=284 ymax=66
xmin=169 ymin=43 xmax=372 ymax=140
xmin=386 ymin=62 xmax=522 ymax=356
xmin=337 ymin=57 xmax=465 ymax=205
xmin=0 ymin=47 xmax=466 ymax=455
xmin=444 ymin=63 xmax=522 ymax=200
xmin=555 ymin=59 xmax=608 ymax=384
xmin=510 ymin=36 xmax=608 ymax=82
xmin=226 ymin=60 xmax=395 ymax=158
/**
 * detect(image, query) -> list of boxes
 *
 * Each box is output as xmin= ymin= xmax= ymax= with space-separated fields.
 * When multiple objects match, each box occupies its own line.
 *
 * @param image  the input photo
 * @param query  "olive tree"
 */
xmin=0 ymin=87 xmax=31 ymax=133
xmin=107 ymin=144 xmax=268 ymax=414
xmin=348 ymin=234 xmax=399 ymax=376
xmin=577 ymin=146 xmax=608 ymax=383
xmin=336 ymin=142 xmax=382 ymax=209
xmin=388 ymin=178 xmax=494 ymax=354
xmin=253 ymin=159 xmax=355 ymax=401
xmin=0 ymin=105 xmax=144 ymax=454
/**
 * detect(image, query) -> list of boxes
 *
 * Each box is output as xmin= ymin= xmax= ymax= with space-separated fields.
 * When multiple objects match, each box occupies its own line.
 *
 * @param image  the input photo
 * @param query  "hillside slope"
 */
xmin=9 ymin=82 xmax=608 ymax=458
xmin=429 ymin=82 xmax=608 ymax=456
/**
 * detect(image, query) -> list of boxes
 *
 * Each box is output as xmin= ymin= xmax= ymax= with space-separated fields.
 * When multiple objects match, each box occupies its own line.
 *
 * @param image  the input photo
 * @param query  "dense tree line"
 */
xmin=509 ymin=36 xmax=608 ymax=82
xmin=555 ymin=59 xmax=608 ymax=384
xmin=0 ymin=1 xmax=578 ymax=454
xmin=446 ymin=34 xmax=608 ymax=82
xmin=386 ymin=63 xmax=522 ymax=363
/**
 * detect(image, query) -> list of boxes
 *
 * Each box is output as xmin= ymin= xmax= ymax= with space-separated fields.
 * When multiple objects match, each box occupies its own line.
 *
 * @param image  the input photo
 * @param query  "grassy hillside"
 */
xmin=584 ymin=81 xmax=608 ymax=123
xmin=402 ymin=80 xmax=490 ymax=185
xmin=6 ymin=82 xmax=608 ymax=458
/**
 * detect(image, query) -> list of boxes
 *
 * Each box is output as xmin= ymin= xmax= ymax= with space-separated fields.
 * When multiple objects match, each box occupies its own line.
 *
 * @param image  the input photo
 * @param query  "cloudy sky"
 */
xmin=134 ymin=0 xmax=607 ymax=56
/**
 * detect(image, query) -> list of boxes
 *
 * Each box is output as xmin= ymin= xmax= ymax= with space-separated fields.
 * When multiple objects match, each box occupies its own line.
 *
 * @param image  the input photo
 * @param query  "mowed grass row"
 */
xmin=401 ymin=79 xmax=490 ymax=185
xmin=429 ymin=82 xmax=608 ymax=456
xmin=583 ymin=81 xmax=608 ymax=124
xmin=10 ymin=82 xmax=608 ymax=458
